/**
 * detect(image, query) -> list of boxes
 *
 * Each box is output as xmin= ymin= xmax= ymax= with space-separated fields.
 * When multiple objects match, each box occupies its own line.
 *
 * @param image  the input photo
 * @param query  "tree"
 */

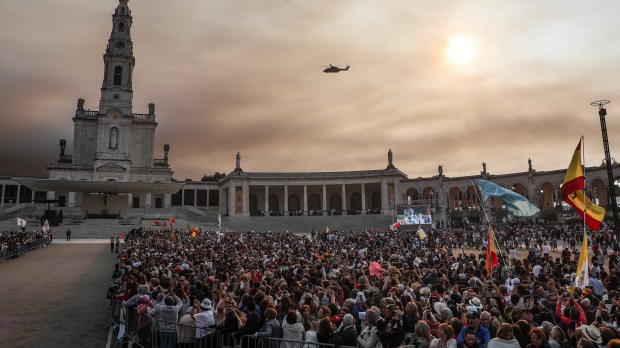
xmin=201 ymin=171 xmax=227 ymax=182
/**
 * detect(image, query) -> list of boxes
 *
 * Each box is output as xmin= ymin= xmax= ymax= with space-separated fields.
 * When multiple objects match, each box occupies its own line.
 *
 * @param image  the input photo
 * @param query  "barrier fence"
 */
xmin=0 ymin=236 xmax=50 ymax=261
xmin=104 ymin=300 xmax=356 ymax=348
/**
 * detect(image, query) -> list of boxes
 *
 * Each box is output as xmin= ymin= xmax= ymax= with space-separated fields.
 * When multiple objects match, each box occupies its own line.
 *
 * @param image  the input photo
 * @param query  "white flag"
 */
xmin=17 ymin=218 xmax=27 ymax=227
xmin=42 ymin=219 xmax=50 ymax=232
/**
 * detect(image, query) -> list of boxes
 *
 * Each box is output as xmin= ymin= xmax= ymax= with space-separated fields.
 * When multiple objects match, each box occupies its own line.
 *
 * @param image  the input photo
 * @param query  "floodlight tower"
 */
xmin=591 ymin=100 xmax=620 ymax=238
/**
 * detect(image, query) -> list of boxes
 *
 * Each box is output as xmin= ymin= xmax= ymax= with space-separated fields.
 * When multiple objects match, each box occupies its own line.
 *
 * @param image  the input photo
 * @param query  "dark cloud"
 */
xmin=1 ymin=0 xmax=620 ymax=181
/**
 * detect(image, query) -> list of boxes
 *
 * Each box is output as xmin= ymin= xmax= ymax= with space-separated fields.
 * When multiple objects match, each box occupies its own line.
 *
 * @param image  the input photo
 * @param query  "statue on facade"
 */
xmin=148 ymin=103 xmax=155 ymax=115
xmin=77 ymin=98 xmax=85 ymax=111
xmin=60 ymin=139 xmax=66 ymax=157
xmin=236 ymin=152 xmax=241 ymax=169
xmin=528 ymin=158 xmax=532 ymax=172
xmin=438 ymin=164 xmax=443 ymax=176
xmin=387 ymin=149 xmax=393 ymax=166
xmin=481 ymin=162 xmax=487 ymax=175
xmin=163 ymin=144 xmax=169 ymax=161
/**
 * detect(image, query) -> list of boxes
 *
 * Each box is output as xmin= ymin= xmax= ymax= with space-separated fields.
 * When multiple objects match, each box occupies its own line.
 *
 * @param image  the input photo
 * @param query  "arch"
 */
xmin=591 ymin=178 xmax=608 ymax=206
xmin=249 ymin=194 xmax=258 ymax=212
xmin=118 ymin=21 xmax=125 ymax=32
xmin=268 ymin=194 xmax=279 ymax=212
xmin=405 ymin=188 xmax=419 ymax=201
xmin=308 ymin=193 xmax=321 ymax=211
xmin=350 ymin=192 xmax=362 ymax=211
xmin=465 ymin=185 xmax=478 ymax=207
xmin=448 ymin=187 xmax=463 ymax=208
xmin=115 ymin=41 xmax=124 ymax=49
xmin=512 ymin=183 xmax=528 ymax=198
xmin=109 ymin=127 xmax=118 ymax=149
xmin=288 ymin=194 xmax=300 ymax=211
xmin=120 ymin=7 xmax=126 ymax=15
xmin=329 ymin=193 xmax=341 ymax=211
xmin=114 ymin=66 xmax=122 ymax=85
xmin=540 ymin=182 xmax=556 ymax=211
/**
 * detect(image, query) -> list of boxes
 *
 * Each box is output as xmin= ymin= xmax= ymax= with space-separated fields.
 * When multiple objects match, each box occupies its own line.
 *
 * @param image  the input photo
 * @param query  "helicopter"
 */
xmin=322 ymin=64 xmax=350 ymax=73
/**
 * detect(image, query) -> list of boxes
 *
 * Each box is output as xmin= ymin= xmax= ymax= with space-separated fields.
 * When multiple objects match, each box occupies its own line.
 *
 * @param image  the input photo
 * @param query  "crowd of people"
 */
xmin=107 ymin=222 xmax=620 ymax=348
xmin=0 ymin=230 xmax=50 ymax=259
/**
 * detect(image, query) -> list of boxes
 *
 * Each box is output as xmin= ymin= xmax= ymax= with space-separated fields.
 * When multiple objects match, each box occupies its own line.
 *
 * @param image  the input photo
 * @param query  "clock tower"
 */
xmin=99 ymin=0 xmax=134 ymax=116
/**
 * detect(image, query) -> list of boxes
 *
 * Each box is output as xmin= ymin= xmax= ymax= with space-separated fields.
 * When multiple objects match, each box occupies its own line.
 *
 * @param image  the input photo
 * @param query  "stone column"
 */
xmin=394 ymin=179 xmax=400 ymax=206
xmin=193 ymin=190 xmax=197 ymax=207
xmin=284 ymin=185 xmax=289 ymax=213
xmin=303 ymin=185 xmax=308 ymax=215
xmin=16 ymin=185 xmax=21 ymax=204
xmin=31 ymin=191 xmax=35 ymax=206
xmin=181 ymin=189 xmax=185 ymax=208
xmin=47 ymin=191 xmax=55 ymax=207
xmin=145 ymin=193 xmax=152 ymax=209
xmin=264 ymin=185 xmax=270 ymax=216
xmin=1 ymin=184 xmax=5 ymax=208
xmin=381 ymin=177 xmax=388 ymax=214
xmin=322 ymin=185 xmax=327 ymax=215
xmin=229 ymin=184 xmax=235 ymax=216
xmin=68 ymin=192 xmax=76 ymax=208
xmin=361 ymin=183 xmax=366 ymax=213
xmin=206 ymin=190 xmax=210 ymax=208
xmin=242 ymin=181 xmax=249 ymax=216
xmin=127 ymin=193 xmax=133 ymax=207
xmin=164 ymin=194 xmax=171 ymax=209
xmin=341 ymin=184 xmax=347 ymax=214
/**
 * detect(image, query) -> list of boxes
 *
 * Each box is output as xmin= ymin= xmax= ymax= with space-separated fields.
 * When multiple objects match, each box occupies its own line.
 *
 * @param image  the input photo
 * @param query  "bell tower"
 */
xmin=99 ymin=0 xmax=134 ymax=116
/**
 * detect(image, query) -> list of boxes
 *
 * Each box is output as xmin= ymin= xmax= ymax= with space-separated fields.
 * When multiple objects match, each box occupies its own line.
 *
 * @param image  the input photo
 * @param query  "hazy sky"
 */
xmin=1 ymin=0 xmax=620 ymax=180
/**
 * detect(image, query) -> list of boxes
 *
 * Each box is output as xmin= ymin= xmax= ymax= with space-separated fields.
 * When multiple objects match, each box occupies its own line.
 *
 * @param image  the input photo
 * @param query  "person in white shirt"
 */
xmin=192 ymin=298 xmax=215 ymax=346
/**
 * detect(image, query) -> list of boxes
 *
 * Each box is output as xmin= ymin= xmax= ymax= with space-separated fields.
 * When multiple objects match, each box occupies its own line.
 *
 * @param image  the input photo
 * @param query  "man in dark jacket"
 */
xmin=235 ymin=301 xmax=263 ymax=348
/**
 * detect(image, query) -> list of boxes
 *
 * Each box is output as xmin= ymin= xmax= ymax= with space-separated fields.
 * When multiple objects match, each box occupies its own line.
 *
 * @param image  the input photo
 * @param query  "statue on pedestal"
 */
xmin=148 ymin=103 xmax=155 ymax=115
xmin=528 ymin=158 xmax=532 ymax=172
xmin=77 ymin=98 xmax=85 ymax=111
xmin=236 ymin=152 xmax=241 ymax=169
xmin=387 ymin=149 xmax=393 ymax=166
xmin=60 ymin=139 xmax=66 ymax=157
xmin=164 ymin=144 xmax=169 ymax=161
xmin=438 ymin=164 xmax=443 ymax=176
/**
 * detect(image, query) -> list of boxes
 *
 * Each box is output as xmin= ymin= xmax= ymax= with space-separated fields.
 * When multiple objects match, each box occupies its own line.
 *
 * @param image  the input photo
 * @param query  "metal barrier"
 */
xmin=0 ymin=236 xmax=50 ymax=261
xmin=104 ymin=301 xmax=357 ymax=348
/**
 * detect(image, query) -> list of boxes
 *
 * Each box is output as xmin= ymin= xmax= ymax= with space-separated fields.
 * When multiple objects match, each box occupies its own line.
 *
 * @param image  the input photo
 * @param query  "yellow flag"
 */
xmin=575 ymin=232 xmax=589 ymax=288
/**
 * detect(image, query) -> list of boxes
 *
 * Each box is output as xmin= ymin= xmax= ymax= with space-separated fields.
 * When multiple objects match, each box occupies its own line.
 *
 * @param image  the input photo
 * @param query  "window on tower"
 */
xmin=110 ymin=127 xmax=118 ymax=149
xmin=114 ymin=66 xmax=122 ymax=85
xmin=115 ymin=41 xmax=124 ymax=49
xmin=119 ymin=22 xmax=125 ymax=32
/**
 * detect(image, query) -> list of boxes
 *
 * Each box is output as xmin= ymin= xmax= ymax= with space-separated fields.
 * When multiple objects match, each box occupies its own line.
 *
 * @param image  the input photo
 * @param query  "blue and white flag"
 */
xmin=474 ymin=179 xmax=540 ymax=217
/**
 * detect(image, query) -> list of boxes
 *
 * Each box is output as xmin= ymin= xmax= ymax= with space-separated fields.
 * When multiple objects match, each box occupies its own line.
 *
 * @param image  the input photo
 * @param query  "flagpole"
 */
xmin=472 ymin=181 xmax=507 ymax=269
xmin=581 ymin=136 xmax=588 ymax=288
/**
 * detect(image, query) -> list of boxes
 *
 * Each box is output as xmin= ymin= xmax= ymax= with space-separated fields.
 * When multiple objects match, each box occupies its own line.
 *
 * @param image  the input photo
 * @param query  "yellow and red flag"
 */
xmin=486 ymin=225 xmax=499 ymax=275
xmin=562 ymin=139 xmax=606 ymax=230
xmin=575 ymin=231 xmax=590 ymax=288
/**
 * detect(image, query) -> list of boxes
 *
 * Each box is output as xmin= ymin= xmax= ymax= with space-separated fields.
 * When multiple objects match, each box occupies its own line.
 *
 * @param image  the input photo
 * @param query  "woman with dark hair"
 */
xmin=316 ymin=317 xmax=335 ymax=348
xmin=488 ymin=324 xmax=520 ymax=348
xmin=515 ymin=320 xmax=532 ymax=347
xmin=430 ymin=323 xmax=457 ymax=348
xmin=527 ymin=328 xmax=550 ymax=348
xmin=282 ymin=310 xmax=305 ymax=348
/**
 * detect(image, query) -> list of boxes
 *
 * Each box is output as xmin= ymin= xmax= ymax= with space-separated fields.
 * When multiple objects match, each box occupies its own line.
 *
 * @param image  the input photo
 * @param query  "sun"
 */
xmin=445 ymin=34 xmax=477 ymax=65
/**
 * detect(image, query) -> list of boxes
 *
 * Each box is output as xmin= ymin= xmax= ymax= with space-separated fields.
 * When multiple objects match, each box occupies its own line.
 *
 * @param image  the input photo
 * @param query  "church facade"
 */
xmin=2 ymin=0 xmax=619 ymax=228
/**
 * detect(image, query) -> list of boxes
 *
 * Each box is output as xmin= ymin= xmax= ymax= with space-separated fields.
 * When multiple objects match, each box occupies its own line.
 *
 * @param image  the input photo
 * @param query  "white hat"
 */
xmin=434 ymin=302 xmax=448 ymax=314
xmin=200 ymin=299 xmax=212 ymax=310
xmin=581 ymin=324 xmax=602 ymax=344
xmin=469 ymin=297 xmax=483 ymax=310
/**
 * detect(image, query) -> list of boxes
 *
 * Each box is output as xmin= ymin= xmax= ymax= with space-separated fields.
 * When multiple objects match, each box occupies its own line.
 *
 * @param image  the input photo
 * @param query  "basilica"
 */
xmin=1 ymin=0 xmax=618 ymax=229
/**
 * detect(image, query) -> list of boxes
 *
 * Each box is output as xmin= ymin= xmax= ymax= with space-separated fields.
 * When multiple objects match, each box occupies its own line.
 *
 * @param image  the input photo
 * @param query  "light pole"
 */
xmin=591 ymin=100 xmax=620 ymax=238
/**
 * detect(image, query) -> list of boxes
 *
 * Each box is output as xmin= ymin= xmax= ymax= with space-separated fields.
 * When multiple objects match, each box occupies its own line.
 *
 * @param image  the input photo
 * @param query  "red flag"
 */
xmin=120 ymin=232 xmax=125 ymax=237
xmin=486 ymin=225 xmax=499 ymax=275
xmin=154 ymin=221 xmax=160 ymax=226
xmin=169 ymin=217 xmax=176 ymax=223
